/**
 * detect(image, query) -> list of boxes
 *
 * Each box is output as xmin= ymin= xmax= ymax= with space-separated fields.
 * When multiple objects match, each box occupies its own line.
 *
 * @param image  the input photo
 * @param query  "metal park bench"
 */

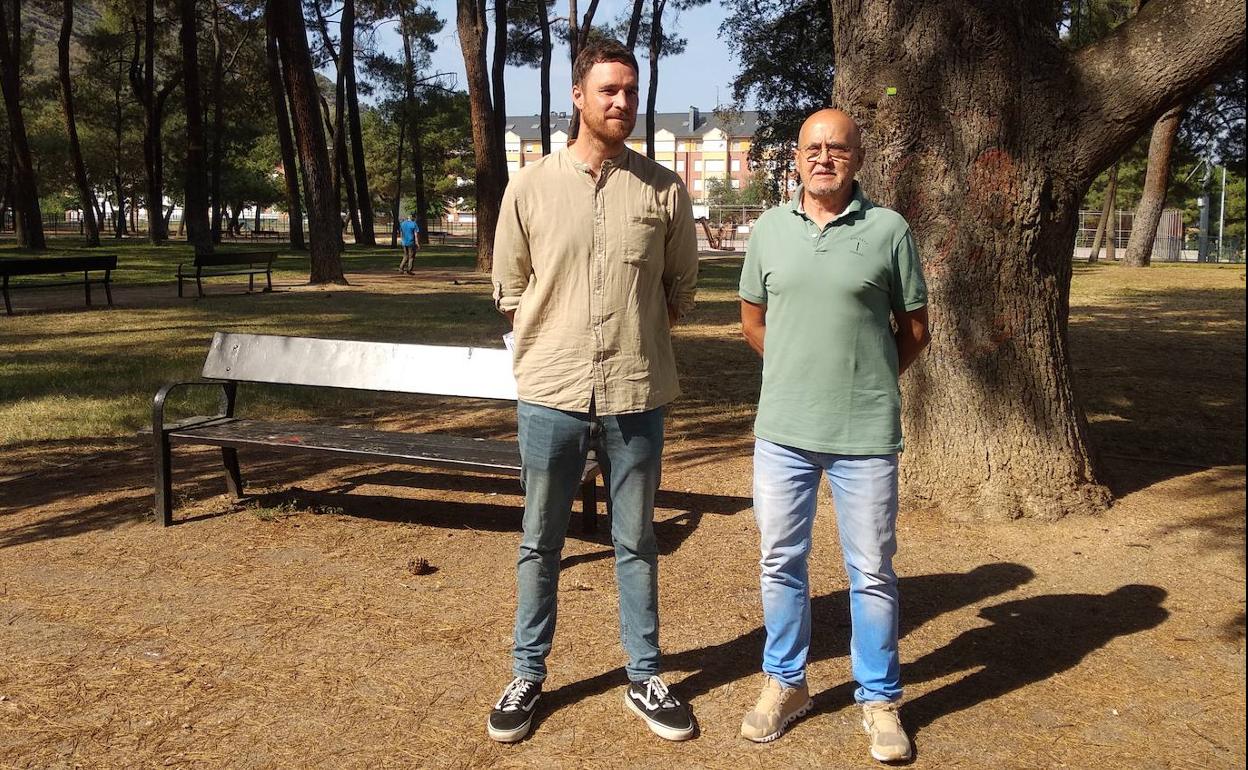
xmin=176 ymin=251 xmax=278 ymax=298
xmin=1 ymin=254 xmax=117 ymax=315
xmin=149 ymin=332 xmax=603 ymax=532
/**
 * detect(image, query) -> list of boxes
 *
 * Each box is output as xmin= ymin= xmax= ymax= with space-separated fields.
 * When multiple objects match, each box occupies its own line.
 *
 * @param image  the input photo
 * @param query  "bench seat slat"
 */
xmin=169 ymin=418 xmax=527 ymax=472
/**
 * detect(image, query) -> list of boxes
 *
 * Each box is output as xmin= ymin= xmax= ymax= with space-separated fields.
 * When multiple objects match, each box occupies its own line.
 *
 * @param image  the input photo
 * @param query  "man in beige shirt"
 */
xmin=486 ymin=39 xmax=698 ymax=744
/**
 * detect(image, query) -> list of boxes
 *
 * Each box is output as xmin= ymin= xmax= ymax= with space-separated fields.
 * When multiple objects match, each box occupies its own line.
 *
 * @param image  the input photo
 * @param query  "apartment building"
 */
xmin=504 ymin=107 xmax=760 ymax=202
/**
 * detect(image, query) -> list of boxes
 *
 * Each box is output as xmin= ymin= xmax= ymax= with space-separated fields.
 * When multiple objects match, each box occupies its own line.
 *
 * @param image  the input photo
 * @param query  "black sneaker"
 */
xmin=487 ymin=677 xmax=542 ymax=743
xmin=624 ymin=675 xmax=695 ymax=741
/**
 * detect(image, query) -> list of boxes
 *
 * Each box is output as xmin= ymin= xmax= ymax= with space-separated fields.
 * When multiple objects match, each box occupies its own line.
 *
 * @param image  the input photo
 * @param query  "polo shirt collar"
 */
xmin=790 ymin=182 xmax=865 ymax=224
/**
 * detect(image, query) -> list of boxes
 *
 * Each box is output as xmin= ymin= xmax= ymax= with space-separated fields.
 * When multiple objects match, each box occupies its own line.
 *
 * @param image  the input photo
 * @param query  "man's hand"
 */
xmin=895 ymin=305 xmax=930 ymax=375
xmin=740 ymin=299 xmax=766 ymax=356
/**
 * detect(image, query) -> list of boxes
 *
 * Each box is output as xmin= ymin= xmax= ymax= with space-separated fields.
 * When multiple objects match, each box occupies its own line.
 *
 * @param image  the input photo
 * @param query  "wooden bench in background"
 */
xmin=1 ymin=254 xmax=117 ymax=315
xmin=148 ymin=332 xmax=603 ymax=532
xmin=177 ymin=251 xmax=278 ymax=298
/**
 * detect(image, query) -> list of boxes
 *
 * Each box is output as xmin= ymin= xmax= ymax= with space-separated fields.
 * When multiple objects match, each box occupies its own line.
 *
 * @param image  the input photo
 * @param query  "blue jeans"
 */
xmin=753 ymin=438 xmax=902 ymax=703
xmin=513 ymin=400 xmax=665 ymax=684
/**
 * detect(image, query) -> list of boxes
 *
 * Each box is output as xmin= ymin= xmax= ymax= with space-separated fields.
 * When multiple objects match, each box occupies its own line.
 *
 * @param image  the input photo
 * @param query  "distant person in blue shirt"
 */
xmin=399 ymin=212 xmax=421 ymax=274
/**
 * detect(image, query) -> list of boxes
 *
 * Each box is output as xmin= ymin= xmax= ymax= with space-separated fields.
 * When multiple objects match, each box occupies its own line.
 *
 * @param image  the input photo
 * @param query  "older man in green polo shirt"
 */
xmin=737 ymin=108 xmax=930 ymax=762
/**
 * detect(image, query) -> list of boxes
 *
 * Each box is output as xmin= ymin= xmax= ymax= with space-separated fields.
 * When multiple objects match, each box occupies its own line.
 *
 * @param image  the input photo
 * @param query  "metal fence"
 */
xmin=1075 ymin=208 xmax=1244 ymax=263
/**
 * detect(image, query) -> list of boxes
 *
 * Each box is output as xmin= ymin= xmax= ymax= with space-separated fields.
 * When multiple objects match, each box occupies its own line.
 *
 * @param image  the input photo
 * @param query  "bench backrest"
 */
xmin=193 ymin=251 xmax=278 ymax=268
xmin=202 ymin=332 xmax=517 ymax=400
xmin=0 ymin=254 xmax=117 ymax=276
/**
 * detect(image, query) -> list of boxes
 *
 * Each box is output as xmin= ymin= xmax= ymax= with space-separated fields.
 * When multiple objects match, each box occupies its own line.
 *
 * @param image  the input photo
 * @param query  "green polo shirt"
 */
xmin=739 ymin=184 xmax=927 ymax=455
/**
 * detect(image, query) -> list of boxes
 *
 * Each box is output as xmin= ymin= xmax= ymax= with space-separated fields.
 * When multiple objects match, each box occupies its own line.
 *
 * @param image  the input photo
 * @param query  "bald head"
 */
xmin=795 ymin=108 xmax=863 ymax=205
xmin=798 ymin=108 xmax=862 ymax=149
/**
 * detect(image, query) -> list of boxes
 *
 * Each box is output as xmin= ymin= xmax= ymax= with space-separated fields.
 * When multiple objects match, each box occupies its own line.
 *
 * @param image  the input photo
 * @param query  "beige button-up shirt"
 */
xmin=492 ymin=148 xmax=699 ymax=415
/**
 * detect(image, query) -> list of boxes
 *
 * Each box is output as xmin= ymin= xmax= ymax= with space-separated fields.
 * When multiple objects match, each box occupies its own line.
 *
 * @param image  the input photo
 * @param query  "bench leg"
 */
xmin=197 ymin=270 xmax=205 ymax=298
xmin=104 ymin=274 xmax=114 ymax=307
xmin=248 ymin=272 xmax=255 ymax=292
xmin=221 ymin=448 xmax=244 ymax=498
xmin=263 ymin=269 xmax=272 ymax=292
xmin=580 ymin=478 xmax=598 ymax=534
xmin=154 ymin=432 xmax=174 ymax=526
xmin=84 ymin=272 xmax=92 ymax=307
xmin=2 ymin=276 xmax=11 ymax=315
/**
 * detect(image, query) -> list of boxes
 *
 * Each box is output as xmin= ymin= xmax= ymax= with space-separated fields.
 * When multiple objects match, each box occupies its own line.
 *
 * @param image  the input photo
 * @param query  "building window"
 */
xmin=676 ymin=159 xmax=686 ymax=171
xmin=731 ymin=159 xmax=741 ymax=172
xmin=705 ymin=159 xmax=725 ymax=173
xmin=507 ymin=160 xmax=520 ymax=172
xmin=659 ymin=159 xmax=675 ymax=170
xmin=693 ymin=179 xmax=704 ymax=191
xmin=737 ymin=140 xmax=750 ymax=151
xmin=731 ymin=179 xmax=741 ymax=189
xmin=694 ymin=160 xmax=703 ymax=172
xmin=527 ymin=144 xmax=539 ymax=153
xmin=703 ymin=138 xmax=727 ymax=151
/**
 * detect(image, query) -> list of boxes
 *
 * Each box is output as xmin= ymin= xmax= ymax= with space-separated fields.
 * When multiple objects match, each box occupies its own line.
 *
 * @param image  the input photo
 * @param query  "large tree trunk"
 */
xmin=0 ymin=0 xmax=45 ymax=249
xmin=264 ymin=12 xmax=304 ymax=250
xmin=58 ymin=0 xmax=99 ymax=246
xmin=565 ymin=0 xmax=601 ymax=145
xmin=1123 ymin=104 xmax=1184 ymax=267
xmin=180 ymin=0 xmax=212 ymax=255
xmin=392 ymin=106 xmax=404 ymax=248
xmin=269 ymin=0 xmax=344 ymax=283
xmin=1087 ymin=164 xmax=1118 ymax=262
xmin=626 ymin=0 xmax=644 ymax=49
xmin=830 ymin=0 xmax=1243 ymax=519
xmin=341 ymin=0 xmax=375 ymax=245
xmin=457 ymin=0 xmax=506 ymax=271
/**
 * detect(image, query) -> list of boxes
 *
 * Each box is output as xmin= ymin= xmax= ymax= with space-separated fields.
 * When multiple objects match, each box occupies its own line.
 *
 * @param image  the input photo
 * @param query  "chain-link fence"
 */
xmin=1076 ymin=209 xmax=1244 ymax=263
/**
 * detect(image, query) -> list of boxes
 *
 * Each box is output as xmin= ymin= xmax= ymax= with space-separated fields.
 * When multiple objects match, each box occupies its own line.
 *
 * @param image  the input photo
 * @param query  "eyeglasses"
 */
xmin=800 ymin=142 xmax=858 ymax=162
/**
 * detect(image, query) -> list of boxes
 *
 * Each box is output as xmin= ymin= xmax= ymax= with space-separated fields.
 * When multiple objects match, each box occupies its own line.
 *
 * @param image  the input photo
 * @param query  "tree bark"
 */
xmin=181 ymin=0 xmax=212 ymax=255
xmin=264 ymin=11 xmax=304 ymax=250
xmin=457 ymin=0 xmax=506 ymax=271
xmin=566 ymin=0 xmax=601 ymax=145
xmin=829 ymin=0 xmax=1244 ymax=519
xmin=342 ymin=0 xmax=375 ymax=244
xmin=58 ymin=0 xmax=99 ymax=246
xmin=626 ymin=0 xmax=644 ymax=49
xmin=1123 ymin=104 xmax=1185 ymax=267
xmin=269 ymin=0 xmax=344 ymax=283
xmin=0 ymin=0 xmax=45 ymax=249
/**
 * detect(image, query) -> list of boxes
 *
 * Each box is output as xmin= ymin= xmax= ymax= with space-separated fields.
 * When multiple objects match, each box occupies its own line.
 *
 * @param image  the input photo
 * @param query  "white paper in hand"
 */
xmin=503 ymin=331 xmax=515 ymax=352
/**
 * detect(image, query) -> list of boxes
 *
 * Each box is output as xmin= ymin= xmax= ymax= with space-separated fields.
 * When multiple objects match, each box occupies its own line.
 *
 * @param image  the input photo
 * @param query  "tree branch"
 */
xmin=1070 ymin=0 xmax=1245 ymax=179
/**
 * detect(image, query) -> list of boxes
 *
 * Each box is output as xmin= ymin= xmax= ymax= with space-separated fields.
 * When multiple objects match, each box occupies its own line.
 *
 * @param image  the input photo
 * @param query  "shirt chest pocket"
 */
xmin=620 ymin=211 xmax=664 ymax=266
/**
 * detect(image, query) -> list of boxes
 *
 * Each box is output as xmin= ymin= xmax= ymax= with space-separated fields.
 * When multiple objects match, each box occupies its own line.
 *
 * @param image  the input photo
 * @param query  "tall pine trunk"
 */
xmin=180 ymin=0 xmax=212 ymax=255
xmin=58 ymin=0 xmax=99 ymax=246
xmin=264 ymin=12 xmax=304 ymax=250
xmin=538 ymin=0 xmax=552 ymax=155
xmin=829 ymin=0 xmax=1242 ymax=519
xmin=491 ymin=0 xmax=508 ymax=184
xmin=209 ymin=0 xmax=224 ymax=244
xmin=401 ymin=19 xmax=430 ymax=245
xmin=457 ymin=0 xmax=506 ymax=271
xmin=645 ymin=0 xmax=662 ymax=159
xmin=0 ymin=0 xmax=45 ymax=249
xmin=1088 ymin=164 xmax=1118 ymax=262
xmin=1123 ymin=104 xmax=1184 ymax=267
xmin=341 ymin=0 xmax=375 ymax=244
xmin=269 ymin=0 xmax=343 ymax=283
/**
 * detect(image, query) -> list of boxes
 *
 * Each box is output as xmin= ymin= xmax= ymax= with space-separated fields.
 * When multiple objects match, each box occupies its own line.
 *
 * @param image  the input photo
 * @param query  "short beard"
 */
xmin=585 ymin=114 xmax=634 ymax=145
xmin=805 ymin=176 xmax=845 ymax=197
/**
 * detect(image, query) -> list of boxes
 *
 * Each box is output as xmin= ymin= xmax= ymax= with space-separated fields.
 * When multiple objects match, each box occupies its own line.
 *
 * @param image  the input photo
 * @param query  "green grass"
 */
xmin=1 ymin=247 xmax=1244 ymax=476
xmin=0 ymin=237 xmax=476 ymax=287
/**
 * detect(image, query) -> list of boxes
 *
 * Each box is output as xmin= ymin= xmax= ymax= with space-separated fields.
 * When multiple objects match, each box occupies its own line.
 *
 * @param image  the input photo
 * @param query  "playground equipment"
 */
xmin=696 ymin=217 xmax=736 ymax=251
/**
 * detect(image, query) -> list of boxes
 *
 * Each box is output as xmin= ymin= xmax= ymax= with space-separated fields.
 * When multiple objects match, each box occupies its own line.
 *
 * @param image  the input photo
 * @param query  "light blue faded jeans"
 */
xmin=512 ymin=400 xmax=665 ymax=684
xmin=753 ymin=437 xmax=902 ymax=704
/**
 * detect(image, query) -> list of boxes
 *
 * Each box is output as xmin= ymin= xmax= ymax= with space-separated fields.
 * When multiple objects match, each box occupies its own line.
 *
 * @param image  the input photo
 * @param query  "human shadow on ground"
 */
xmin=541 ymin=563 xmax=1033 ymax=711
xmin=541 ymin=567 xmax=1169 ymax=748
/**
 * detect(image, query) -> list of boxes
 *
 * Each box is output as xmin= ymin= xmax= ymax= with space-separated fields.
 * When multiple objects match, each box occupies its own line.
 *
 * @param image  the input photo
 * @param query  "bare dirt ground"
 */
xmin=1 ymin=266 xmax=1244 ymax=769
